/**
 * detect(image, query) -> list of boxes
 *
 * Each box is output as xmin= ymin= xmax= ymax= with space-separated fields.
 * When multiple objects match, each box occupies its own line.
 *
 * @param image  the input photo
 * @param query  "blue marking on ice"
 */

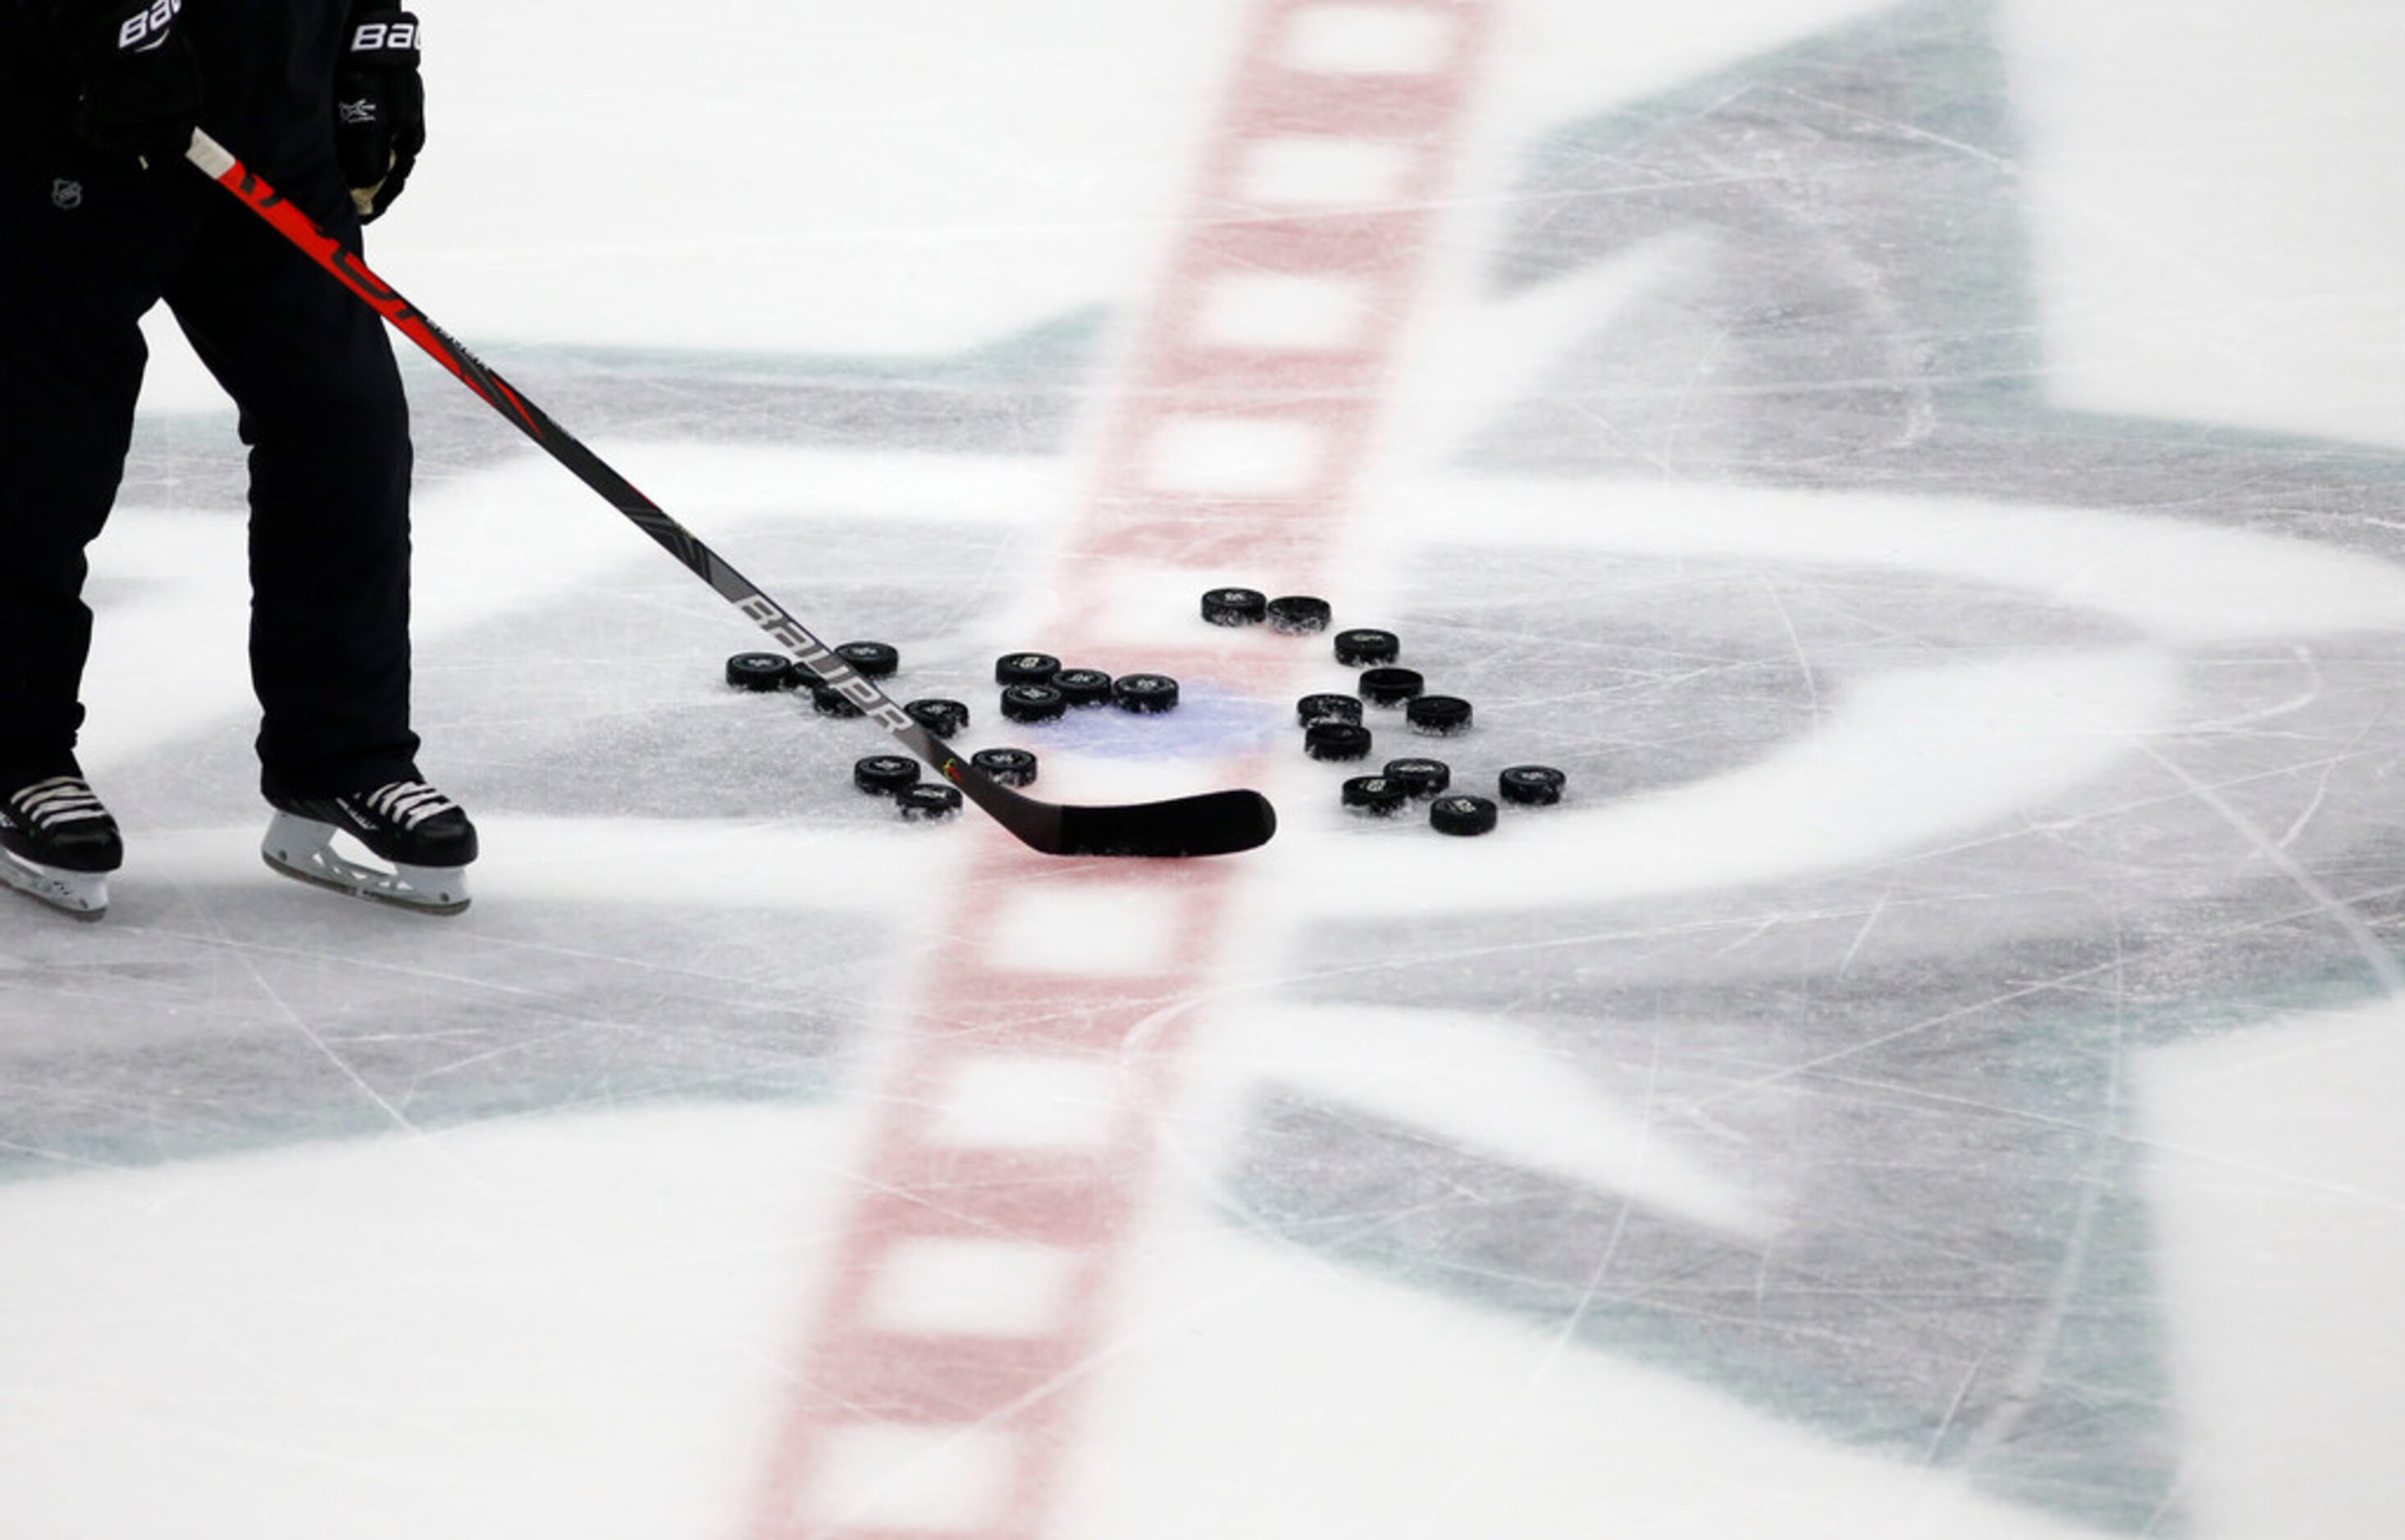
xmin=1010 ymin=682 xmax=1289 ymax=760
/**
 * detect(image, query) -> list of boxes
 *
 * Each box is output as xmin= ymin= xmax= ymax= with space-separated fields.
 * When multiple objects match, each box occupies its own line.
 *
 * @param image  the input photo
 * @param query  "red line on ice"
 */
xmin=743 ymin=3 xmax=1494 ymax=1534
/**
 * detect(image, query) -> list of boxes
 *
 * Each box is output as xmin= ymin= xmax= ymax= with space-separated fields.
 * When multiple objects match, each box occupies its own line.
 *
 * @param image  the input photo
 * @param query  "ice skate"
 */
xmin=261 ymin=779 xmax=478 ymax=917
xmin=0 ymin=775 xmax=122 ymax=922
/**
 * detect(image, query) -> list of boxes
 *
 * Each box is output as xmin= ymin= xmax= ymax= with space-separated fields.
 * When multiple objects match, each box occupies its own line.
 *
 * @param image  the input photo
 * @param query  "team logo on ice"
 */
xmin=50 ymin=180 xmax=83 ymax=211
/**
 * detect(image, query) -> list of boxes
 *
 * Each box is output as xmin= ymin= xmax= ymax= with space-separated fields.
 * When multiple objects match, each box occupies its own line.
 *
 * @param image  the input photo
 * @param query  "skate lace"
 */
xmin=11 ymin=777 xmax=110 ymax=830
xmin=361 ymin=781 xmax=458 ymax=830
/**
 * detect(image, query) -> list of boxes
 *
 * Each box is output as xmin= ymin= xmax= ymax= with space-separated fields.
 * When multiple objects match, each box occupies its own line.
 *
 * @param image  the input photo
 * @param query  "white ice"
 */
xmin=4 ymin=2 xmax=2403 ymax=1538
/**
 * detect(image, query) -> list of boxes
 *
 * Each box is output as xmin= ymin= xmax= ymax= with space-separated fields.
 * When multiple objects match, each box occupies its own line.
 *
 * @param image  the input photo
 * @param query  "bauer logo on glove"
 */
xmin=334 ymin=7 xmax=425 ymax=222
xmin=113 ymin=0 xmax=180 ymax=52
xmin=349 ymin=17 xmax=418 ymax=53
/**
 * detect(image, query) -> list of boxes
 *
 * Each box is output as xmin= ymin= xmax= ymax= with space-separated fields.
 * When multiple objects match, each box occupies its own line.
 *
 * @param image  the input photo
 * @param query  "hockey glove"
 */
xmin=45 ymin=0 xmax=202 ymax=171
xmin=334 ymin=7 xmax=425 ymax=222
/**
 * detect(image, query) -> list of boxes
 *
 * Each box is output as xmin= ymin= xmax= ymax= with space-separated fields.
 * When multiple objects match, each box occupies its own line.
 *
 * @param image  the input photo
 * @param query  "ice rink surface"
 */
xmin=5 ymin=1 xmax=2404 ymax=1535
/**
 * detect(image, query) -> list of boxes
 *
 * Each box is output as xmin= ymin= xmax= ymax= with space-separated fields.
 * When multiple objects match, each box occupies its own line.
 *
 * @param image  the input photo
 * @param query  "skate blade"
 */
xmin=262 ymin=812 xmax=471 ymax=917
xmin=0 ymin=849 xmax=109 ymax=921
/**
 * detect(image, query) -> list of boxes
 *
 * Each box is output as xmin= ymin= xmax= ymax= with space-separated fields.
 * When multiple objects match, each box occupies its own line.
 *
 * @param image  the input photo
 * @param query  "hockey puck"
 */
xmin=809 ymin=681 xmax=864 ymax=718
xmin=1111 ymin=673 xmax=1180 ymax=713
xmin=853 ymin=754 xmax=921 ymax=797
xmin=1000 ymin=683 xmax=1067 ymax=723
xmin=1201 ymin=587 xmax=1269 ymax=626
xmin=1266 ymin=595 xmax=1334 ymax=634
xmin=835 ymin=640 xmax=900 ymax=679
xmin=896 ymin=782 xmax=963 ymax=821
xmin=1430 ymin=794 xmax=1498 ymax=836
xmin=1298 ymin=693 xmax=1364 ymax=727
xmin=904 ymin=698 xmax=970 ymax=739
xmin=1499 ymin=764 xmax=1567 ymax=806
xmin=1333 ymin=628 xmax=1400 ymax=667
xmin=725 ymin=652 xmax=792 ymax=691
xmin=1052 ymin=668 xmax=1114 ymax=708
xmin=994 ymin=652 xmax=1061 ymax=686
xmin=970 ymin=746 xmax=1038 ymax=787
xmin=1383 ymin=757 xmax=1452 ymax=797
xmin=1406 ymin=694 xmax=1473 ymax=735
xmin=1358 ymin=667 xmax=1425 ymax=705
xmin=1304 ymin=721 xmax=1373 ymax=761
xmin=1340 ymin=775 xmax=1410 ymax=817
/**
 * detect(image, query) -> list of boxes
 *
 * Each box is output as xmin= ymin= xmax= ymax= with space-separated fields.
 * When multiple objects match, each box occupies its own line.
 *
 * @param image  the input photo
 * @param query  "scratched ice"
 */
xmin=3 ymin=2 xmax=2401 ymax=1538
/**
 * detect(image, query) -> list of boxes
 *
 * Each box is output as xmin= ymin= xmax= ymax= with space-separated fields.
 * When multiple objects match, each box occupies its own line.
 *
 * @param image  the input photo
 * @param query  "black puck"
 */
xmin=1266 ymin=595 xmax=1333 ymax=634
xmin=1000 ymin=683 xmax=1067 ymax=723
xmin=1305 ymin=721 xmax=1373 ymax=761
xmin=904 ymin=698 xmax=970 ymax=739
xmin=1298 ymin=693 xmax=1364 ymax=727
xmin=1358 ymin=667 xmax=1425 ymax=705
xmin=994 ymin=651 xmax=1061 ymax=686
xmin=835 ymin=640 xmax=899 ymax=679
xmin=1333 ymin=628 xmax=1400 ymax=667
xmin=970 ymin=746 xmax=1038 ymax=787
xmin=1111 ymin=673 xmax=1180 ymax=713
xmin=1340 ymin=775 xmax=1410 ymax=817
xmin=1430 ymin=794 xmax=1498 ymax=836
xmin=1201 ymin=587 xmax=1269 ymax=626
xmin=896 ymin=782 xmax=963 ymax=820
xmin=1499 ymin=764 xmax=1567 ymax=806
xmin=725 ymin=652 xmax=792 ymax=691
xmin=1052 ymin=668 xmax=1114 ymax=708
xmin=1383 ymin=757 xmax=1452 ymax=797
xmin=809 ymin=681 xmax=864 ymax=718
xmin=853 ymin=754 xmax=921 ymax=797
xmin=1406 ymin=694 xmax=1473 ymax=735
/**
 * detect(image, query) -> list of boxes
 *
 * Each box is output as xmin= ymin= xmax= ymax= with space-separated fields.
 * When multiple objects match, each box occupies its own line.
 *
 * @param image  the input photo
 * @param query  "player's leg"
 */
xmin=166 ymin=180 xmax=425 ymax=802
xmin=166 ymin=180 xmax=475 ymax=913
xmin=0 ymin=153 xmax=200 ymax=916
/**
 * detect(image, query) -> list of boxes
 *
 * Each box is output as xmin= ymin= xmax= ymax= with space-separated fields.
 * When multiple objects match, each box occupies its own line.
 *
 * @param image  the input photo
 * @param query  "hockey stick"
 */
xmin=183 ymin=130 xmax=1275 ymax=858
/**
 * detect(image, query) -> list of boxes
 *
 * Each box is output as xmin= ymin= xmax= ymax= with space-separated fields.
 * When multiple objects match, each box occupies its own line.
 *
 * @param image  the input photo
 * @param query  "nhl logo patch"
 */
xmin=50 ymin=179 xmax=84 ymax=210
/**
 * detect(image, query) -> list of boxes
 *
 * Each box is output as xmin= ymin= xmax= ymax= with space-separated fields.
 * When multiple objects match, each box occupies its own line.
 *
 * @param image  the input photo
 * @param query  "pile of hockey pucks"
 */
xmin=722 ymin=636 xmax=1189 ymax=821
xmin=1204 ymin=586 xmax=1566 ymax=837
xmin=721 ymin=644 xmax=1055 ymax=824
xmin=989 ymin=651 xmax=1182 ymax=725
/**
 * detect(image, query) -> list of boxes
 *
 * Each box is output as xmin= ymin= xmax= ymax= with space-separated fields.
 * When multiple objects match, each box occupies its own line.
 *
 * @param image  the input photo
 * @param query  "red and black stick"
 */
xmin=184 ymin=130 xmax=1274 ymax=858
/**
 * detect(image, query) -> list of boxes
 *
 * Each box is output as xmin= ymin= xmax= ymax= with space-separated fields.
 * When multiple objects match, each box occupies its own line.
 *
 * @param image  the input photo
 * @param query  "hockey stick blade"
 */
xmin=182 ymin=129 xmax=1278 ymax=859
xmin=1056 ymin=788 xmax=1277 ymax=859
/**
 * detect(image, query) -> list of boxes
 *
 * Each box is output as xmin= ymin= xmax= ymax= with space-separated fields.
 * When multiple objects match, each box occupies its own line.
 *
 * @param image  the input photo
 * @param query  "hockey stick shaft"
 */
xmin=184 ymin=130 xmax=1273 ymax=857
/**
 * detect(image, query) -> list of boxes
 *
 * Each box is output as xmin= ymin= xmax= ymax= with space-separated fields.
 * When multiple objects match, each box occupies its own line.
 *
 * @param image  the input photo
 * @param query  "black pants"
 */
xmin=0 ymin=153 xmax=420 ymax=800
